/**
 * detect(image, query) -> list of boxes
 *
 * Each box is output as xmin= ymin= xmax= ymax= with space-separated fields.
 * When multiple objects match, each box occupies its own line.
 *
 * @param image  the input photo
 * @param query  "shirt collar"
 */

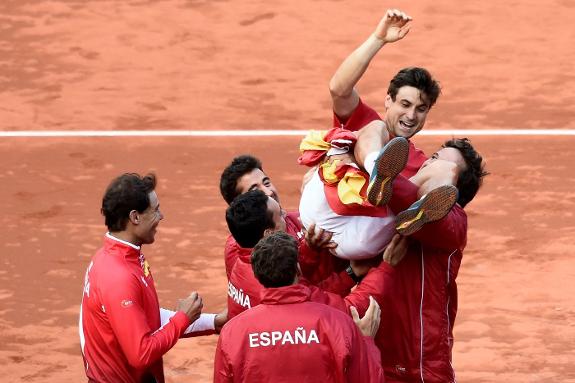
xmin=105 ymin=232 xmax=140 ymax=250
xmin=260 ymin=284 xmax=311 ymax=305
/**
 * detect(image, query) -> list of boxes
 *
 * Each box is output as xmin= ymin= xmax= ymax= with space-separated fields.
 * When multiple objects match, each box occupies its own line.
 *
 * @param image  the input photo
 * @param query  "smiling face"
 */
xmin=236 ymin=168 xmax=280 ymax=203
xmin=385 ymin=86 xmax=431 ymax=139
xmin=133 ymin=191 xmax=163 ymax=245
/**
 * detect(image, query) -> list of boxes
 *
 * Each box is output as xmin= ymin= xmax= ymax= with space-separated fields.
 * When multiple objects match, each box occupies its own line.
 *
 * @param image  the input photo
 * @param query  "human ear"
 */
xmin=385 ymin=95 xmax=392 ymax=109
xmin=129 ymin=210 xmax=139 ymax=224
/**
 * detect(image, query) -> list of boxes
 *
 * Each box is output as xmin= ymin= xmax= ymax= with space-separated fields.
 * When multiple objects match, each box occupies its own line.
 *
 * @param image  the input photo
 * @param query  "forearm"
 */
xmin=329 ymin=34 xmax=386 ymax=98
xmin=344 ymin=262 xmax=394 ymax=316
xmin=160 ymin=309 xmax=215 ymax=335
xmin=115 ymin=310 xmax=190 ymax=369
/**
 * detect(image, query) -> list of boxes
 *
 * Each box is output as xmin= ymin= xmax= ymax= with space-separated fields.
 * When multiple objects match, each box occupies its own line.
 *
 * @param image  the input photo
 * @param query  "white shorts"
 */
xmin=299 ymin=171 xmax=396 ymax=260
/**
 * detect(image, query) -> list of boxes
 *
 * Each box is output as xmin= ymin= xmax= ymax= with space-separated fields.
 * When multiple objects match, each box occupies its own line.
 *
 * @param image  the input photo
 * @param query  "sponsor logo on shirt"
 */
xmin=248 ymin=327 xmax=320 ymax=348
xmin=121 ymin=299 xmax=133 ymax=308
xmin=228 ymin=281 xmax=251 ymax=309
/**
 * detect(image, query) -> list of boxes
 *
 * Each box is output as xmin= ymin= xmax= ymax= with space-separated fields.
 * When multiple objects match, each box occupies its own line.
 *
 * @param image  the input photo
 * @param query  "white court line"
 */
xmin=1 ymin=129 xmax=575 ymax=137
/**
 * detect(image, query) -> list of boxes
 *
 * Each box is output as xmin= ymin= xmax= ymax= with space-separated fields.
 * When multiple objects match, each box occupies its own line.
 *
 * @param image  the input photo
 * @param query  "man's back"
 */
xmin=214 ymin=284 xmax=383 ymax=383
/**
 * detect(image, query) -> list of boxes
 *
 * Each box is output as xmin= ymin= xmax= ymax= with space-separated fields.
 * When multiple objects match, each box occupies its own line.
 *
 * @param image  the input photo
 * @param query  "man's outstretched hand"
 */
xmin=374 ymin=9 xmax=412 ymax=44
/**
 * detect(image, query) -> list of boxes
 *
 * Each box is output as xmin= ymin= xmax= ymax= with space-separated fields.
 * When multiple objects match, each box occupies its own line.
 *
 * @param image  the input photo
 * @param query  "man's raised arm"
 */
xmin=329 ymin=9 xmax=412 ymax=120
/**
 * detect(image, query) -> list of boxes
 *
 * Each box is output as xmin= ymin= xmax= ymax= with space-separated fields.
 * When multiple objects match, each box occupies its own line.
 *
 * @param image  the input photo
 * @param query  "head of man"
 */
xmin=384 ymin=67 xmax=441 ymax=139
xmin=220 ymin=155 xmax=279 ymax=205
xmin=422 ymin=138 xmax=488 ymax=207
xmin=101 ymin=173 xmax=163 ymax=245
xmin=251 ymin=232 xmax=299 ymax=288
xmin=225 ymin=190 xmax=287 ymax=248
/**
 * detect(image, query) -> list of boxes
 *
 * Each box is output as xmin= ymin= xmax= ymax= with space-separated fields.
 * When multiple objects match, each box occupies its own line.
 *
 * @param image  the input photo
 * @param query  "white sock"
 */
xmin=364 ymin=151 xmax=380 ymax=178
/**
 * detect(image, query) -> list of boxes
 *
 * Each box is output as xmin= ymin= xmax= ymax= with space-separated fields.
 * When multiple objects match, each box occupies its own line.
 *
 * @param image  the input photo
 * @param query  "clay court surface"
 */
xmin=1 ymin=0 xmax=574 ymax=382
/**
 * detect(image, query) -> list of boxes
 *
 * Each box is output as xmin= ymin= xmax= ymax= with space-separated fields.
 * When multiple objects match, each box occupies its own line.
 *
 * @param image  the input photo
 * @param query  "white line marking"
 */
xmin=1 ymin=129 xmax=575 ymax=137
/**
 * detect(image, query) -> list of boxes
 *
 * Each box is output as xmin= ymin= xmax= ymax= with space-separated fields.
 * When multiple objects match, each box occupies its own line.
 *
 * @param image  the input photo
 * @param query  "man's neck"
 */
xmin=107 ymin=231 xmax=141 ymax=248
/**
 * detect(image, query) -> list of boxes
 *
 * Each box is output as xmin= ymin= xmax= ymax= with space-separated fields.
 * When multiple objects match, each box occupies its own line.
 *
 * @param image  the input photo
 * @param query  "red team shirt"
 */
xmin=80 ymin=234 xmax=190 ymax=383
xmin=215 ymin=284 xmax=384 ymax=383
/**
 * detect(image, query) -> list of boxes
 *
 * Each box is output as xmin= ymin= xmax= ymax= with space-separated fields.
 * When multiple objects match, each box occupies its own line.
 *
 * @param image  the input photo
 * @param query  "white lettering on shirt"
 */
xmin=83 ymin=261 xmax=93 ymax=297
xmin=248 ymin=327 xmax=320 ymax=348
xmin=227 ymin=281 xmax=251 ymax=309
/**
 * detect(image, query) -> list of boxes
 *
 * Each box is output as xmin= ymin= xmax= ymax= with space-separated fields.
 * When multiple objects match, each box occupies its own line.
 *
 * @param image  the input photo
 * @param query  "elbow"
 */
xmin=127 ymin=355 xmax=150 ymax=370
xmin=329 ymin=77 xmax=349 ymax=99
xmin=126 ymin=348 xmax=155 ymax=370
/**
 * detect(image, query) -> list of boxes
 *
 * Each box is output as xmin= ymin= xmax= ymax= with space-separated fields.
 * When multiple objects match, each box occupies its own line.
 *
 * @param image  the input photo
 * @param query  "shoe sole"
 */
xmin=367 ymin=137 xmax=409 ymax=206
xmin=395 ymin=185 xmax=458 ymax=236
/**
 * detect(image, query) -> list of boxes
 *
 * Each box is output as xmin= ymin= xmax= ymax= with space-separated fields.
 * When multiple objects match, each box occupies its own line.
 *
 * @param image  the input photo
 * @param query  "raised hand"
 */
xmin=374 ymin=9 xmax=412 ymax=44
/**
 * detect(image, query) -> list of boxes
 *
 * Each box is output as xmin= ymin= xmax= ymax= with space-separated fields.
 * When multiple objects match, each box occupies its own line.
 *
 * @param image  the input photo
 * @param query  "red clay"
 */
xmin=1 ymin=0 xmax=574 ymax=382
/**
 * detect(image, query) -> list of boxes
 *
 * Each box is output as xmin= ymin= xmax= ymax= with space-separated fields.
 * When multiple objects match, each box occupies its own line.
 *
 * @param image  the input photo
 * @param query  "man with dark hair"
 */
xmin=214 ymin=232 xmax=385 ymax=383
xmin=225 ymin=189 xmax=404 ymax=321
xmin=251 ymin=232 xmax=299 ymax=288
xmin=297 ymin=8 xmax=486 ymax=381
xmin=328 ymin=9 xmax=440 ymax=198
xmin=300 ymin=132 xmax=487 ymax=381
xmin=371 ymin=139 xmax=486 ymax=382
xmin=295 ymin=8 xmax=445 ymax=258
xmin=225 ymin=189 xmax=281 ymax=249
xmin=219 ymin=155 xmax=278 ymax=205
xmin=397 ymin=137 xmax=488 ymax=234
xmin=79 ymin=173 xmax=224 ymax=383
xmin=220 ymin=154 xmax=353 ymax=296
xmin=224 ymin=189 xmax=327 ymax=319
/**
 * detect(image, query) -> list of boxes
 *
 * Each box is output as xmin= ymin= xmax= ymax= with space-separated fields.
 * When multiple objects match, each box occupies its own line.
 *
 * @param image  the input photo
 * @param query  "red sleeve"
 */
xmin=389 ymin=176 xmax=468 ymax=249
xmin=346 ymin=328 xmax=384 ymax=382
xmin=305 ymin=282 xmax=349 ymax=313
xmin=411 ymin=205 xmax=467 ymax=249
xmin=343 ymin=262 xmax=395 ymax=316
xmin=298 ymin=241 xmax=354 ymax=296
xmin=297 ymin=241 xmax=323 ymax=282
xmin=213 ymin=331 xmax=233 ymax=383
xmin=102 ymin=274 xmax=190 ymax=369
xmin=305 ymin=261 xmax=393 ymax=315
xmin=333 ymin=98 xmax=381 ymax=131
xmin=315 ymin=270 xmax=355 ymax=297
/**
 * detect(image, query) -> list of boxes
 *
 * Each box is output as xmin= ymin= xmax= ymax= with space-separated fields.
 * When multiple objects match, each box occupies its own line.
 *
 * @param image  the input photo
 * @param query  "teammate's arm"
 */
xmin=329 ymin=9 xmax=412 ymax=120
